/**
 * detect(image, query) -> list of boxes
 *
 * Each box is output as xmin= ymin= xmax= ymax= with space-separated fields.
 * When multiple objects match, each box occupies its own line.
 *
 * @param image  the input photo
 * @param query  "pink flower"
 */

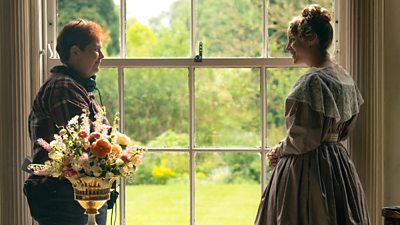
xmin=88 ymin=132 xmax=101 ymax=143
xmin=63 ymin=157 xmax=70 ymax=165
xmin=83 ymin=142 xmax=91 ymax=149
xmin=78 ymin=153 xmax=89 ymax=164
xmin=132 ymin=153 xmax=144 ymax=164
xmin=78 ymin=131 xmax=88 ymax=138
xmin=36 ymin=138 xmax=52 ymax=152
xmin=33 ymin=170 xmax=50 ymax=176
xmin=120 ymin=150 xmax=131 ymax=163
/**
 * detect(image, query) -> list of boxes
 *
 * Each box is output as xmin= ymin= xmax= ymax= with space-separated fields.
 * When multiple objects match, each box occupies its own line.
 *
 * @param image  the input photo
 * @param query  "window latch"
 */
xmin=47 ymin=43 xmax=54 ymax=58
xmin=194 ymin=42 xmax=203 ymax=63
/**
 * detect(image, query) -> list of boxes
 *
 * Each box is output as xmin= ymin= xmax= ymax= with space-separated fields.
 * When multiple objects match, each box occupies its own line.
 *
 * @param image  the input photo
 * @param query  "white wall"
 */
xmin=384 ymin=0 xmax=400 ymax=205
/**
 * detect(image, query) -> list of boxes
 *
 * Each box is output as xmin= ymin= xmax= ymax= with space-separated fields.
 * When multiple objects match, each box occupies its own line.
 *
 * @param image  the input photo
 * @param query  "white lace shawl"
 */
xmin=287 ymin=64 xmax=364 ymax=123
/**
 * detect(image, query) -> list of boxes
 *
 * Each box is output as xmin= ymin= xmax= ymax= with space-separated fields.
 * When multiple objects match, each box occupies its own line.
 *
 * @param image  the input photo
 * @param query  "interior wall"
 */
xmin=384 ymin=0 xmax=400 ymax=205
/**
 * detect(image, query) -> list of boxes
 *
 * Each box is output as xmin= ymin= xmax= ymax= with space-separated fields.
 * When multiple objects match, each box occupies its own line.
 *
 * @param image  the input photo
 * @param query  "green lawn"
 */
xmin=108 ymin=183 xmax=261 ymax=225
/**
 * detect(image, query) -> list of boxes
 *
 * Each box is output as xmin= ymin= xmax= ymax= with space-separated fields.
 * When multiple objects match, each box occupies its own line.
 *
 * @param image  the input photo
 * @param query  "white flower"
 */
xmin=115 ymin=158 xmax=124 ymax=166
xmin=68 ymin=115 xmax=79 ymax=125
xmin=106 ymin=172 xmax=115 ymax=179
xmin=92 ymin=166 xmax=102 ymax=177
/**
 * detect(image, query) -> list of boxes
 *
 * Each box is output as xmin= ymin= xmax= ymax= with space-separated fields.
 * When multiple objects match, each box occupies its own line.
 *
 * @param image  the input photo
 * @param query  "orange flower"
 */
xmin=92 ymin=139 xmax=112 ymax=158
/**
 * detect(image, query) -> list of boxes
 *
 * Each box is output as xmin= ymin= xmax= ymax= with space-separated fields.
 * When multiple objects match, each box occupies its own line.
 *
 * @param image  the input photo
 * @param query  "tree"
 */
xmin=57 ymin=0 xmax=120 ymax=56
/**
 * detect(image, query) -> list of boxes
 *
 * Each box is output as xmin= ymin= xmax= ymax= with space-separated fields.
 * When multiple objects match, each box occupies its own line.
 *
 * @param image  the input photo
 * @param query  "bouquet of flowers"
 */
xmin=29 ymin=109 xmax=145 ymax=186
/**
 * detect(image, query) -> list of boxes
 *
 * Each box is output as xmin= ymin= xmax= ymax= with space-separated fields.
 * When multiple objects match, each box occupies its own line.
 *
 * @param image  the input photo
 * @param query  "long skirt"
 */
xmin=254 ymin=142 xmax=370 ymax=225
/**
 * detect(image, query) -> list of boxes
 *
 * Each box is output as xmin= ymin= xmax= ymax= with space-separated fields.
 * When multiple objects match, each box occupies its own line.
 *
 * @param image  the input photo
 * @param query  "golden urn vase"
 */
xmin=67 ymin=177 xmax=117 ymax=225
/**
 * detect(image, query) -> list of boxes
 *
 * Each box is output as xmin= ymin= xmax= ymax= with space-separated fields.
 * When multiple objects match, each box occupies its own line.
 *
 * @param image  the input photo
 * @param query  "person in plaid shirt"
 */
xmin=24 ymin=19 xmax=107 ymax=225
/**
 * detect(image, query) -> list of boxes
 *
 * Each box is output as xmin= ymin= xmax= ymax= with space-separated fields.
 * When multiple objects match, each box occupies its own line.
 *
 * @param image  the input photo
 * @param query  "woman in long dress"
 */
xmin=254 ymin=4 xmax=370 ymax=225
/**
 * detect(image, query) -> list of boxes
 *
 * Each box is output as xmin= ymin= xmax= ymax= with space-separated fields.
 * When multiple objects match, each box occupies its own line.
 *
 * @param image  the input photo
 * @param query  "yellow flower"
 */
xmin=115 ymin=132 xmax=131 ymax=146
xmin=111 ymin=144 xmax=122 ymax=157
xmin=48 ymin=150 xmax=63 ymax=160
xmin=59 ymin=129 xmax=67 ymax=136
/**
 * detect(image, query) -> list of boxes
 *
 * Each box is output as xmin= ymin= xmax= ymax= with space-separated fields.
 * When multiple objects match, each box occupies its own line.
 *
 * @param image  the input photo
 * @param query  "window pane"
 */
xmin=196 ymin=0 xmax=263 ymax=57
xmin=195 ymin=68 xmax=260 ymax=147
xmin=126 ymin=0 xmax=190 ymax=57
xmin=267 ymin=0 xmax=333 ymax=57
xmin=95 ymin=68 xmax=118 ymax=118
xmin=195 ymin=152 xmax=261 ymax=225
xmin=126 ymin=152 xmax=189 ymax=225
xmin=124 ymin=68 xmax=188 ymax=147
xmin=266 ymin=68 xmax=307 ymax=146
xmin=57 ymin=0 xmax=121 ymax=57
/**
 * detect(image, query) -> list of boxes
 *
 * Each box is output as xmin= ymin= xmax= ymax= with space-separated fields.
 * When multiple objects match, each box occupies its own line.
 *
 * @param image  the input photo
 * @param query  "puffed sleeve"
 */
xmin=273 ymin=99 xmax=325 ymax=156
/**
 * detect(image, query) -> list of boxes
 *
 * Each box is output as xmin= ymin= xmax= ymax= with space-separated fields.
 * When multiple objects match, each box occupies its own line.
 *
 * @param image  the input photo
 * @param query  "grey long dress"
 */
xmin=254 ymin=64 xmax=370 ymax=225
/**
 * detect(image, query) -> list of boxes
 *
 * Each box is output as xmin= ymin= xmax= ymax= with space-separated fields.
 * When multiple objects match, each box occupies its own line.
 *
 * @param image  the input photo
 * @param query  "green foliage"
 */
xmin=195 ymin=152 xmax=260 ymax=184
xmin=128 ymin=151 xmax=189 ymax=185
xmin=57 ymin=0 xmax=120 ymax=56
xmin=196 ymin=0 xmax=263 ymax=57
xmin=148 ymin=130 xmax=189 ymax=147
xmin=123 ymin=68 xmax=188 ymax=144
xmin=195 ymin=68 xmax=260 ymax=146
xmin=94 ymin=68 xmax=118 ymax=117
xmin=221 ymin=153 xmax=260 ymax=183
xmin=126 ymin=21 xmax=158 ymax=57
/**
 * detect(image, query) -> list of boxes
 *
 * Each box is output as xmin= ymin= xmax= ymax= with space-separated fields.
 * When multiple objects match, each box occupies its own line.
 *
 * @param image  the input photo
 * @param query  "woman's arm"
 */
xmin=272 ymin=99 xmax=325 ymax=157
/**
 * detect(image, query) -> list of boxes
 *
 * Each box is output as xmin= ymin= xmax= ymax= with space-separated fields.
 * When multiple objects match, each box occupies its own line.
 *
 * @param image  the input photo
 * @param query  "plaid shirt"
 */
xmin=29 ymin=66 xmax=103 ymax=164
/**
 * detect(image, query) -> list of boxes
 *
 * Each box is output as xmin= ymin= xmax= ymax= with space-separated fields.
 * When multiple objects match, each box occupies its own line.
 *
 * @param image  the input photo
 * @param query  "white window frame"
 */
xmin=43 ymin=0 xmax=341 ymax=224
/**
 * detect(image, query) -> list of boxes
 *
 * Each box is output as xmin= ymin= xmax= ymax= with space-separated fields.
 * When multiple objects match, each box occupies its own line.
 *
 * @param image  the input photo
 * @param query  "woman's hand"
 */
xmin=267 ymin=147 xmax=279 ymax=168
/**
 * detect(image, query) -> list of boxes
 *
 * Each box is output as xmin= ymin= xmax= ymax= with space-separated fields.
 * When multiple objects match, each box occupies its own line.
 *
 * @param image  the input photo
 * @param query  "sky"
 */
xmin=113 ymin=0 xmax=177 ymax=24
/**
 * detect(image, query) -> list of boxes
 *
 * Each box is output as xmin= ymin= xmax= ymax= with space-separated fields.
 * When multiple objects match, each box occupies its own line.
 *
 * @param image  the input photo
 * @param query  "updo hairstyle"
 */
xmin=289 ymin=4 xmax=333 ymax=54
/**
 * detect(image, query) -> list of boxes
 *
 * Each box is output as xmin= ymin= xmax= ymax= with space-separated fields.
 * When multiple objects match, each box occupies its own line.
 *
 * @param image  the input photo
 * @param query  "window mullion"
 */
xmin=118 ymin=66 xmax=126 ymax=225
xmin=190 ymin=0 xmax=196 ymax=222
xmin=261 ymin=67 xmax=267 ymax=192
xmin=263 ymin=0 xmax=268 ymax=58
xmin=119 ymin=1 xmax=127 ymax=224
xmin=189 ymin=66 xmax=195 ymax=225
xmin=190 ymin=0 xmax=196 ymax=58
xmin=120 ymin=0 xmax=126 ymax=58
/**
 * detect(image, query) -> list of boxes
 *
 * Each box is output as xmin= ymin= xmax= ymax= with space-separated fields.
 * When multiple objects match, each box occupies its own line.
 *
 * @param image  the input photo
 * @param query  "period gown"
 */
xmin=254 ymin=63 xmax=370 ymax=225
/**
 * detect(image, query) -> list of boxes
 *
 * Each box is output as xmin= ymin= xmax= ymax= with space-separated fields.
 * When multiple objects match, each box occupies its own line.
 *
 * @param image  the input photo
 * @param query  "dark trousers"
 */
xmin=24 ymin=176 xmax=107 ymax=225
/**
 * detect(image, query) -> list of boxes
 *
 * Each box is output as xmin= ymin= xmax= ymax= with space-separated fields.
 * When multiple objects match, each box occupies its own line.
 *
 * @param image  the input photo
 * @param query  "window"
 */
xmin=45 ymin=0 xmax=336 ymax=224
